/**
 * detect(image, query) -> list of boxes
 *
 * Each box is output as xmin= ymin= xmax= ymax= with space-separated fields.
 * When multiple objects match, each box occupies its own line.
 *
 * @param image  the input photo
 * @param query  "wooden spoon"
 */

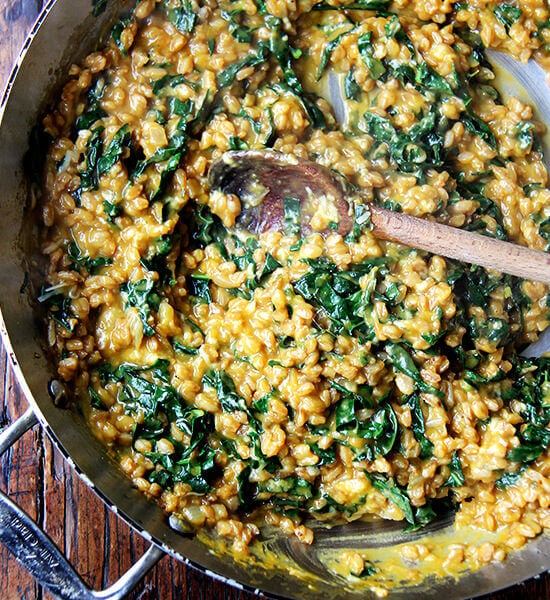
xmin=208 ymin=150 xmax=550 ymax=284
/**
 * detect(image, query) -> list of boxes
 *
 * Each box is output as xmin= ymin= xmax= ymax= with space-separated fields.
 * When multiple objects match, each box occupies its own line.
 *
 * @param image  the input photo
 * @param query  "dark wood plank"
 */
xmin=0 ymin=0 xmax=43 ymax=89
xmin=0 ymin=2 xmax=548 ymax=600
xmin=0 ymin=346 xmax=41 ymax=599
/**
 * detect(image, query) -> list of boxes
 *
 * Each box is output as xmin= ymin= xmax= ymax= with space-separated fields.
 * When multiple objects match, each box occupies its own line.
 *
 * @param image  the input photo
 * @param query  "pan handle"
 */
xmin=0 ymin=408 xmax=165 ymax=600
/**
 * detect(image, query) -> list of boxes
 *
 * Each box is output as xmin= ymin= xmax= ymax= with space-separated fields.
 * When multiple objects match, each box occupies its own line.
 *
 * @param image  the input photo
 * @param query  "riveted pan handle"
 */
xmin=0 ymin=408 xmax=165 ymax=600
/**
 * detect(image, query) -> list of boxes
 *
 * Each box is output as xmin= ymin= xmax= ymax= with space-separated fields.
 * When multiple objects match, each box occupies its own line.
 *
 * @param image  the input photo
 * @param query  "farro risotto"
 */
xmin=32 ymin=0 xmax=550 ymax=592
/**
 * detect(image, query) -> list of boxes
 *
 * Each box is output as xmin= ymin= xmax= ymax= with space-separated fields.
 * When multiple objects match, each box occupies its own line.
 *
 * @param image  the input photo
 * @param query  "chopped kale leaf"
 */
xmin=168 ymin=0 xmax=199 ymax=33
xmin=442 ymin=451 xmax=465 ymax=487
xmin=493 ymin=4 xmax=522 ymax=31
xmin=120 ymin=277 xmax=161 ymax=336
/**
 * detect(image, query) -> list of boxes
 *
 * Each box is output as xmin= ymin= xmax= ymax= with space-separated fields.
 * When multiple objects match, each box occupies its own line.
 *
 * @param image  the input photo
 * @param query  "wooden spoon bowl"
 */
xmin=209 ymin=150 xmax=550 ymax=284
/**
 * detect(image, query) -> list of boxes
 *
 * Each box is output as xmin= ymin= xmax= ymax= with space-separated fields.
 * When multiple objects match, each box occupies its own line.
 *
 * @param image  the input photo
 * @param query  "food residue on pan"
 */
xmin=32 ymin=0 xmax=550 ymax=594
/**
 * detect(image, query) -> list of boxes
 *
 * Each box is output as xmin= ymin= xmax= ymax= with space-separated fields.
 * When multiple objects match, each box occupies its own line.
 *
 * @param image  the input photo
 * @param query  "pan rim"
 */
xmin=0 ymin=2 xmax=549 ymax=599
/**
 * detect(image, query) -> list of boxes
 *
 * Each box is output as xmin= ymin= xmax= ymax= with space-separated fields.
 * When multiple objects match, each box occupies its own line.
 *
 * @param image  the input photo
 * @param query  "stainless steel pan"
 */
xmin=1 ymin=1 xmax=549 ymax=598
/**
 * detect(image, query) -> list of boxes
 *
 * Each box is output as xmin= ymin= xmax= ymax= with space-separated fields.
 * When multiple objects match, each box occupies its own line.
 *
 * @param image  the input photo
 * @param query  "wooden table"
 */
xmin=0 ymin=2 xmax=548 ymax=598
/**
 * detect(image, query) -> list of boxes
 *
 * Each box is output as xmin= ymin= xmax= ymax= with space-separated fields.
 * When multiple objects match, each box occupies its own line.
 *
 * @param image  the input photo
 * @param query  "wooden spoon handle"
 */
xmin=370 ymin=205 xmax=550 ymax=284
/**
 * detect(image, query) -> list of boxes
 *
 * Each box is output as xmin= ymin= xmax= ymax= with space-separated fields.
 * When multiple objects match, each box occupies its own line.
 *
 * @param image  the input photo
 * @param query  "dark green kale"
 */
xmin=344 ymin=67 xmax=362 ymax=101
xmin=345 ymin=204 xmax=371 ymax=242
xmin=404 ymin=394 xmax=434 ymax=458
xmin=317 ymin=26 xmax=358 ymax=80
xmin=493 ymin=4 xmax=522 ymax=31
xmin=140 ymin=235 xmax=176 ymax=287
xmin=80 ymin=124 xmax=131 ymax=190
xmin=111 ymin=14 xmax=133 ymax=54
xmin=88 ymin=386 xmax=107 ymax=410
xmin=191 ymin=203 xmax=229 ymax=248
xmin=502 ymin=357 xmax=550 ymax=464
xmin=152 ymin=75 xmax=198 ymax=96
xmin=188 ymin=274 xmax=212 ymax=304
xmin=131 ymin=98 xmax=196 ymax=201
xmin=221 ymin=9 xmax=256 ymax=42
xmin=172 ymin=340 xmax=199 ymax=355
xmin=386 ymin=342 xmax=444 ymax=398
xmin=67 ymin=241 xmax=112 ymax=273
xmin=120 ymin=277 xmax=161 ymax=336
xmin=202 ymin=370 xmax=250 ymax=413
xmin=103 ymin=200 xmax=122 ymax=223
xmin=292 ymin=256 xmax=390 ymax=339
xmin=283 ymin=196 xmax=301 ymax=235
xmin=495 ymin=464 xmax=527 ymax=489
xmin=216 ymin=44 xmax=271 ymax=88
xmin=313 ymin=0 xmax=391 ymax=10
xmin=38 ymin=290 xmax=76 ymax=333
xmin=357 ymin=32 xmax=386 ymax=79
xmin=96 ymin=124 xmax=131 ymax=177
xmin=461 ymin=194 xmax=507 ymax=240
xmin=365 ymin=473 xmax=415 ymax=524
xmin=364 ymin=106 xmax=446 ymax=176
xmin=414 ymin=61 xmax=453 ymax=94
xmin=228 ymin=136 xmax=248 ymax=150
xmin=100 ymin=361 xmax=216 ymax=492
xmin=469 ymin=316 xmax=510 ymax=347
xmin=266 ymin=18 xmax=326 ymax=128
xmin=79 ymin=126 xmax=104 ymax=190
xmin=331 ymin=380 xmax=374 ymax=410
xmin=167 ymin=0 xmax=199 ymax=33
xmin=442 ymin=451 xmax=465 ymax=487
xmin=259 ymin=477 xmax=313 ymax=510
xmin=515 ymin=120 xmax=537 ymax=152
xmin=460 ymin=112 xmax=497 ymax=148
xmin=307 ymin=442 xmax=337 ymax=466
xmin=75 ymin=77 xmax=107 ymax=131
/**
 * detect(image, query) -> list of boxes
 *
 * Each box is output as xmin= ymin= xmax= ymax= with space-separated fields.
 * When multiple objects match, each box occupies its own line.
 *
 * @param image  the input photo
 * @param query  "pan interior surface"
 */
xmin=1 ymin=1 xmax=550 ymax=599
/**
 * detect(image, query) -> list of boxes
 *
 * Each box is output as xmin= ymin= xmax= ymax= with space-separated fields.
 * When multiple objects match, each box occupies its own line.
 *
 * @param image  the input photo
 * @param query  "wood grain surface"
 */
xmin=0 ymin=2 xmax=548 ymax=599
xmin=370 ymin=204 xmax=550 ymax=284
